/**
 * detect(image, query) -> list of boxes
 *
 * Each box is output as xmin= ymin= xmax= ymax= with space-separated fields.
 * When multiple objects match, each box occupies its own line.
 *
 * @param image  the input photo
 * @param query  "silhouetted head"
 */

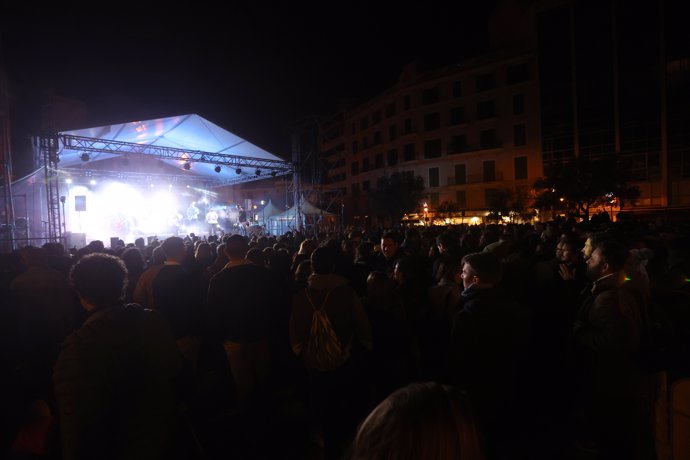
xmin=348 ymin=382 xmax=483 ymax=460
xmin=70 ymin=253 xmax=127 ymax=308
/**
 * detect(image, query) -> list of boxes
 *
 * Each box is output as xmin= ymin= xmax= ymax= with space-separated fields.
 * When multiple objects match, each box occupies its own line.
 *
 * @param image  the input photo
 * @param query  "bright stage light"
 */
xmin=65 ymin=179 xmax=184 ymax=245
xmin=66 ymin=178 xmax=72 ymax=184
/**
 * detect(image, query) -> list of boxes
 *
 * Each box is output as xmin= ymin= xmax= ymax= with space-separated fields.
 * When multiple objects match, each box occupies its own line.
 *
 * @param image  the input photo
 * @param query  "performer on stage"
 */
xmin=217 ymin=207 xmax=232 ymax=233
xmin=186 ymin=201 xmax=201 ymax=222
xmin=238 ymin=206 xmax=248 ymax=236
xmin=206 ymin=208 xmax=219 ymax=235
xmin=168 ymin=210 xmax=183 ymax=235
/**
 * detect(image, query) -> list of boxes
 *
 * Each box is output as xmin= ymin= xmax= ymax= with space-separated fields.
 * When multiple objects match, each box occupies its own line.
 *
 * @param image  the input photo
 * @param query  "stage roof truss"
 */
xmin=58 ymin=134 xmax=293 ymax=185
xmin=58 ymin=165 xmax=280 ymax=187
xmin=58 ymin=167 xmax=220 ymax=185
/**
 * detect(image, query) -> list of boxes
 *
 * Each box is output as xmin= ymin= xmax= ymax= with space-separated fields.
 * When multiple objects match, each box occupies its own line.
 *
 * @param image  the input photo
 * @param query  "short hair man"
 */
xmin=375 ymin=230 xmax=405 ymax=275
xmin=152 ymin=236 xmax=200 ymax=373
xmin=449 ymin=251 xmax=529 ymax=457
xmin=290 ymin=245 xmax=372 ymax=457
xmin=459 ymin=251 xmax=502 ymax=290
xmin=205 ymin=234 xmax=274 ymax=411
xmin=572 ymin=239 xmax=647 ymax=458
xmin=54 ymin=253 xmax=180 ymax=460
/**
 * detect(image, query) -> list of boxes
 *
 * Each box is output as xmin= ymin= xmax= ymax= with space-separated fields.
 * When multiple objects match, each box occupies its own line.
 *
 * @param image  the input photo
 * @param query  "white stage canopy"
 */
xmin=55 ymin=113 xmax=290 ymax=185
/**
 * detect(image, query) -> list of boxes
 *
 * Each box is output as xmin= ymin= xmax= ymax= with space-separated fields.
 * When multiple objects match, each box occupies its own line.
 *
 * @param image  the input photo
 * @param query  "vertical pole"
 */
xmin=612 ymin=0 xmax=621 ymax=156
xmin=0 ymin=106 xmax=15 ymax=251
xmin=291 ymin=132 xmax=302 ymax=232
xmin=659 ymin=0 xmax=669 ymax=206
xmin=570 ymin=2 xmax=580 ymax=159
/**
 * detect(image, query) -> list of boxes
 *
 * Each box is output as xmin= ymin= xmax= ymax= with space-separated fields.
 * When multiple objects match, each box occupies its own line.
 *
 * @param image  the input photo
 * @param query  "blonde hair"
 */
xmin=348 ymin=382 xmax=484 ymax=460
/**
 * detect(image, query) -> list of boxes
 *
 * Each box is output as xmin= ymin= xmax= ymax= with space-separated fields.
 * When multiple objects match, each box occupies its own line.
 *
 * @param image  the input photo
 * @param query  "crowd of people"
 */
xmin=1 ymin=215 xmax=689 ymax=459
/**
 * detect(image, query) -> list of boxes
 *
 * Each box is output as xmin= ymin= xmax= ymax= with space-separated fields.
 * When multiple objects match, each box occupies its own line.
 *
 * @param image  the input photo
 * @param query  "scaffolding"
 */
xmin=42 ymin=135 xmax=62 ymax=243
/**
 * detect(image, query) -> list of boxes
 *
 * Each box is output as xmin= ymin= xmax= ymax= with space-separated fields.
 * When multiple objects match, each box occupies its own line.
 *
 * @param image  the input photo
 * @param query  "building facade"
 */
xmin=316 ymin=0 xmax=690 ymax=226
xmin=319 ymin=51 xmax=541 ymax=225
xmin=536 ymin=0 xmax=690 ymax=213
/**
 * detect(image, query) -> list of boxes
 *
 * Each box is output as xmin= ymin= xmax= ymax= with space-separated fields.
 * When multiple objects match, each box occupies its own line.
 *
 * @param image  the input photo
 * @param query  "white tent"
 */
xmin=268 ymin=195 xmax=336 ymax=235
xmin=261 ymin=199 xmax=282 ymax=218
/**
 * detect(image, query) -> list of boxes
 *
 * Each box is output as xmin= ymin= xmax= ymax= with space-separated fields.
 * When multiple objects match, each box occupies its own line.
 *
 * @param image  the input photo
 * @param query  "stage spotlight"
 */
xmin=255 ymin=169 xmax=261 ymax=176
xmin=214 ymin=165 xmax=222 ymax=173
xmin=270 ymin=171 xmax=277 ymax=177
xmin=235 ymin=167 xmax=242 ymax=175
xmin=183 ymin=162 xmax=191 ymax=170
xmin=80 ymin=153 xmax=90 ymax=162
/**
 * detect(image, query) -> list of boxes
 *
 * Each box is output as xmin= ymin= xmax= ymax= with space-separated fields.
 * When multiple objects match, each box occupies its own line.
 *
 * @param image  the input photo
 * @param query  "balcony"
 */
xmin=466 ymin=172 xmax=504 ymax=184
xmin=447 ymin=141 xmax=503 ymax=155
xmin=447 ymin=174 xmax=505 ymax=186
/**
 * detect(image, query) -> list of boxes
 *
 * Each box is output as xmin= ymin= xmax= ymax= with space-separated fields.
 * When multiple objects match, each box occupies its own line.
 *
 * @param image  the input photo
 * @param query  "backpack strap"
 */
xmin=305 ymin=288 xmax=333 ymax=312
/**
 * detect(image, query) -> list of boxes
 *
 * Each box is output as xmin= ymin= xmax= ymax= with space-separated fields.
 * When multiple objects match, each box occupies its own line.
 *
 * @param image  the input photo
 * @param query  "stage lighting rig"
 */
xmin=214 ymin=165 xmax=222 ymax=173
xmin=80 ymin=153 xmax=90 ymax=162
xmin=235 ymin=167 xmax=242 ymax=175
xmin=255 ymin=169 xmax=262 ymax=176
xmin=183 ymin=162 xmax=191 ymax=170
xmin=270 ymin=171 xmax=277 ymax=177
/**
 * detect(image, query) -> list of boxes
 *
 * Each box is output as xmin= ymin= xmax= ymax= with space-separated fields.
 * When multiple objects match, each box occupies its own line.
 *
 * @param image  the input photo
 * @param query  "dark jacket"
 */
xmin=53 ymin=304 xmax=180 ymax=460
xmin=152 ymin=264 xmax=200 ymax=339
xmin=206 ymin=262 xmax=274 ymax=343
xmin=449 ymin=286 xmax=530 ymax=422
xmin=573 ymin=272 xmax=643 ymax=398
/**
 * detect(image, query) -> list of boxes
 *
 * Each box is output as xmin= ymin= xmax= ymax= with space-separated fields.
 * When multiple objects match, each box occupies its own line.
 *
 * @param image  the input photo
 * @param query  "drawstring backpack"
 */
xmin=302 ymin=288 xmax=351 ymax=371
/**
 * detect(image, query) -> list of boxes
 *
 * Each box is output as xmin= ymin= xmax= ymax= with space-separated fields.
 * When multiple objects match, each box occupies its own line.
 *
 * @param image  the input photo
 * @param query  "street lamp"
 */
xmin=609 ymin=195 xmax=616 ymax=221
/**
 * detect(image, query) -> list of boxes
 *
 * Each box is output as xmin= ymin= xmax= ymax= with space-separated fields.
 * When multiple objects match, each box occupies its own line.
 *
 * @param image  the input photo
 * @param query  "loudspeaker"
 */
xmin=66 ymin=232 xmax=86 ymax=249
xmin=75 ymin=196 xmax=86 ymax=212
xmin=110 ymin=237 xmax=120 ymax=249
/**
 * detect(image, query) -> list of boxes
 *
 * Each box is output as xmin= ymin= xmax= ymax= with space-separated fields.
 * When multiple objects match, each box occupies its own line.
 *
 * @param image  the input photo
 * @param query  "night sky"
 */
xmin=1 ymin=4 xmax=496 ymax=165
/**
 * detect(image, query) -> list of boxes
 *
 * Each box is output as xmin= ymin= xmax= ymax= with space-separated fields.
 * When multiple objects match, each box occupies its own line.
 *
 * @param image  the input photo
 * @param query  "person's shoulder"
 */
xmin=329 ymin=283 xmax=360 ymax=303
xmin=233 ymin=262 xmax=269 ymax=276
xmin=155 ymin=264 xmax=186 ymax=279
xmin=71 ymin=307 xmax=127 ymax=345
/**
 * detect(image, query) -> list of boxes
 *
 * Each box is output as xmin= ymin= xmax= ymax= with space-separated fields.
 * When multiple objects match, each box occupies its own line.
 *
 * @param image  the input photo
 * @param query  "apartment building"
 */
xmin=536 ymin=0 xmax=690 ymax=216
xmin=319 ymin=52 xmax=541 ymax=224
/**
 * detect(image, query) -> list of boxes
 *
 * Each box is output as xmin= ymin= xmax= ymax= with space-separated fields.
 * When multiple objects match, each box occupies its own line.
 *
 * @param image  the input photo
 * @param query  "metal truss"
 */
xmin=42 ymin=136 xmax=63 ymax=242
xmin=58 ymin=167 xmax=290 ymax=187
xmin=59 ymin=134 xmax=294 ymax=178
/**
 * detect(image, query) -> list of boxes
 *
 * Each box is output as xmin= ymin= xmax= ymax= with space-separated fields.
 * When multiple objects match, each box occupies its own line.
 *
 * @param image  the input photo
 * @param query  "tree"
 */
xmin=368 ymin=172 xmax=426 ymax=225
xmin=485 ymin=188 xmax=535 ymax=222
xmin=616 ymin=184 xmax=641 ymax=210
xmin=436 ymin=201 xmax=459 ymax=217
xmin=485 ymin=188 xmax=513 ymax=221
xmin=533 ymin=156 xmax=640 ymax=220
